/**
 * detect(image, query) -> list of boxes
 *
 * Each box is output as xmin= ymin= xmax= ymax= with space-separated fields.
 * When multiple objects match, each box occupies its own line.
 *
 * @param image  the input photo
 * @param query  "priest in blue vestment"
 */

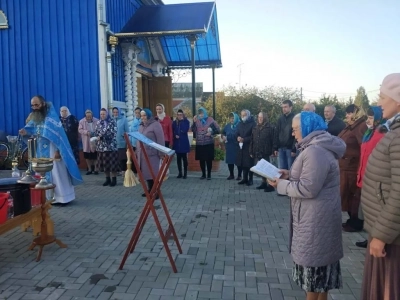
xmin=19 ymin=95 xmax=83 ymax=204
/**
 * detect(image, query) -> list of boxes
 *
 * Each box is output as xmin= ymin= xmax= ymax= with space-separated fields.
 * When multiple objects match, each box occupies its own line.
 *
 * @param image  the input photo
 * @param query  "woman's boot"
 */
xmin=256 ymin=179 xmax=267 ymax=189
xmin=110 ymin=177 xmax=117 ymax=187
xmin=103 ymin=177 xmax=111 ymax=186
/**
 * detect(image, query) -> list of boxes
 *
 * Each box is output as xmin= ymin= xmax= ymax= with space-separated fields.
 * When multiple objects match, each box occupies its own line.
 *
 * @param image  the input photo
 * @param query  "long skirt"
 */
xmin=340 ymin=170 xmax=360 ymax=217
xmin=361 ymin=238 xmax=400 ymax=300
xmin=97 ymin=151 xmax=120 ymax=172
xmin=292 ymin=260 xmax=342 ymax=293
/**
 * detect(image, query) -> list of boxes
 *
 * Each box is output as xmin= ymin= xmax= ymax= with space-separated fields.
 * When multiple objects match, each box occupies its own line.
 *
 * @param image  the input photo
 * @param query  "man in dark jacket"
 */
xmin=324 ymin=105 xmax=346 ymax=136
xmin=273 ymin=100 xmax=297 ymax=170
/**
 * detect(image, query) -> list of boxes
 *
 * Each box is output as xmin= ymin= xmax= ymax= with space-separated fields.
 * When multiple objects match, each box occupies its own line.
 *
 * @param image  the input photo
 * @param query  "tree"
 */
xmin=201 ymin=85 xmax=302 ymax=126
xmin=354 ymin=86 xmax=369 ymax=111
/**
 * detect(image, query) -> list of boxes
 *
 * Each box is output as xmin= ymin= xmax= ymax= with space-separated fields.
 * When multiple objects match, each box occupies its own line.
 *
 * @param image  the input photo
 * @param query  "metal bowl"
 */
xmin=32 ymin=161 xmax=53 ymax=173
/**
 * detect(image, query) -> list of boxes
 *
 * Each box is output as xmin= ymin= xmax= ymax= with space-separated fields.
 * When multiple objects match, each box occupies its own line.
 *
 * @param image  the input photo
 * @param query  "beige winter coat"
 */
xmin=361 ymin=119 xmax=400 ymax=245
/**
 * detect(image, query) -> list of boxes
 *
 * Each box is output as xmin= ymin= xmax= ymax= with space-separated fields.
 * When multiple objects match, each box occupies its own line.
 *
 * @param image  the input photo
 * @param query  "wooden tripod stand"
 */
xmin=119 ymin=133 xmax=183 ymax=273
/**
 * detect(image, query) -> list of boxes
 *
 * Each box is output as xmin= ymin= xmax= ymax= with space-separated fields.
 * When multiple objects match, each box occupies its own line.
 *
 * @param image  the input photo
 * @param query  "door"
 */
xmin=148 ymin=77 xmax=173 ymax=116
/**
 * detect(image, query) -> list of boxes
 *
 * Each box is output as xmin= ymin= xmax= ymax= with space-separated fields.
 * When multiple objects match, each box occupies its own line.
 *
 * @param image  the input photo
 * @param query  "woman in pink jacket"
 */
xmin=78 ymin=109 xmax=99 ymax=175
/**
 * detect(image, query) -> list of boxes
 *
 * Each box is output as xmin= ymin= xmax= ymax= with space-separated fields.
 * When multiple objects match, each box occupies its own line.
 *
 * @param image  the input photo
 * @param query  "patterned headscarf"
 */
xmin=99 ymin=108 xmax=111 ymax=126
xmin=198 ymin=107 xmax=208 ymax=125
xmin=300 ymin=111 xmax=327 ymax=138
xmin=362 ymin=106 xmax=385 ymax=143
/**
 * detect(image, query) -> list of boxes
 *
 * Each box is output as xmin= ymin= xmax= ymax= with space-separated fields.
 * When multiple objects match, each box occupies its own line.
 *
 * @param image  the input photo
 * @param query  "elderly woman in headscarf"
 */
xmin=360 ymin=73 xmax=400 ymax=300
xmin=354 ymin=106 xmax=387 ymax=249
xmin=222 ymin=112 xmax=241 ymax=180
xmin=338 ymin=104 xmax=367 ymax=232
xmin=95 ymin=108 xmax=119 ymax=187
xmin=78 ymin=109 xmax=99 ymax=175
xmin=191 ymin=107 xmax=220 ymax=180
xmin=236 ymin=109 xmax=256 ymax=186
xmin=250 ymin=111 xmax=275 ymax=192
xmin=60 ymin=106 xmax=80 ymax=164
xmin=137 ymin=108 xmax=165 ymax=196
xmin=268 ymin=112 xmax=345 ymax=300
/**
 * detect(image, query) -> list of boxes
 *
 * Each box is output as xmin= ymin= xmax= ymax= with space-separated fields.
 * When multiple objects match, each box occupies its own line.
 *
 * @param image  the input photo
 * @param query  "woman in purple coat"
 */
xmin=269 ymin=112 xmax=346 ymax=300
xmin=172 ymin=109 xmax=190 ymax=179
xmin=137 ymin=108 xmax=165 ymax=196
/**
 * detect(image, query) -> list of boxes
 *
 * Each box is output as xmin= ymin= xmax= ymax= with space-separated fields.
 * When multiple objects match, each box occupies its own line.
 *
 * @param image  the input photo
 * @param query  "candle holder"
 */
xmin=18 ymin=137 xmax=38 ymax=184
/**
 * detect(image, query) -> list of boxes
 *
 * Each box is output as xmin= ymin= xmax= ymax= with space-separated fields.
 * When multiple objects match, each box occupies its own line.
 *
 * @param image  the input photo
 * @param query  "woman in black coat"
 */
xmin=235 ymin=109 xmax=256 ymax=185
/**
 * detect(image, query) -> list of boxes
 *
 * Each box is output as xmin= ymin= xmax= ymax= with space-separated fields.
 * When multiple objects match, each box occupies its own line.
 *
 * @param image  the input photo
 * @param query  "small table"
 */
xmin=28 ymin=185 xmax=66 ymax=261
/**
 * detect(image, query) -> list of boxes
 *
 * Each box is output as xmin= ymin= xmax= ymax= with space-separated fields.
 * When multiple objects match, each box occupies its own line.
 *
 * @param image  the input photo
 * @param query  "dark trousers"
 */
xmin=228 ymin=164 xmax=242 ymax=177
xmin=200 ymin=160 xmax=212 ymax=177
xmin=242 ymin=167 xmax=252 ymax=181
xmin=176 ymin=153 xmax=188 ymax=174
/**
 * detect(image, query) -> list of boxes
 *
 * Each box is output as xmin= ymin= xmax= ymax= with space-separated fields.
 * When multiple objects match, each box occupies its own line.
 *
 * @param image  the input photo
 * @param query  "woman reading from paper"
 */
xmin=137 ymin=108 xmax=165 ymax=197
xmin=268 ymin=112 xmax=346 ymax=300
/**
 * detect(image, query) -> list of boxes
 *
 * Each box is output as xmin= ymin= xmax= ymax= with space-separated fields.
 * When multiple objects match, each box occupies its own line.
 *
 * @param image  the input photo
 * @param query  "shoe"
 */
xmin=94 ymin=171 xmax=99 ymax=175
xmin=177 ymin=173 xmax=183 ymax=178
xmin=200 ymin=176 xmax=206 ymax=180
xmin=110 ymin=177 xmax=116 ymax=187
xmin=342 ymin=223 xmax=361 ymax=233
xmin=264 ymin=185 xmax=275 ymax=192
xmin=86 ymin=171 xmax=92 ymax=175
xmin=238 ymin=180 xmax=248 ymax=185
xmin=355 ymin=240 xmax=368 ymax=248
xmin=236 ymin=176 xmax=242 ymax=181
xmin=256 ymin=183 xmax=267 ymax=190
xmin=103 ymin=177 xmax=111 ymax=186
xmin=183 ymin=171 xmax=187 ymax=179
xmin=227 ymin=175 xmax=234 ymax=180
xmin=246 ymin=180 xmax=253 ymax=186
xmin=142 ymin=192 xmax=146 ymax=197
xmin=207 ymin=176 xmax=211 ymax=180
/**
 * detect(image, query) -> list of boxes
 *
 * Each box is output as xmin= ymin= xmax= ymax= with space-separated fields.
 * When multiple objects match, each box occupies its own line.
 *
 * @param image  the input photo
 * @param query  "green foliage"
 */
xmin=354 ymin=86 xmax=369 ymax=111
xmin=202 ymin=85 xmax=302 ymax=126
xmin=199 ymin=85 xmax=370 ymax=126
xmin=214 ymin=147 xmax=225 ymax=161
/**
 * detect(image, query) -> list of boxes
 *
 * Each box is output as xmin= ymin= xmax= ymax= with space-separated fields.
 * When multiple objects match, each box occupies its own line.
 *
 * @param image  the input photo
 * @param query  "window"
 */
xmin=0 ymin=10 xmax=8 ymax=29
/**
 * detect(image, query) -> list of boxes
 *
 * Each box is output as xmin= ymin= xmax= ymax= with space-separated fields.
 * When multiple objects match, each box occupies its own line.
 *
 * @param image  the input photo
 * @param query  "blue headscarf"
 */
xmin=362 ymin=106 xmax=384 ymax=143
xmin=300 ymin=111 xmax=327 ymax=138
xmin=230 ymin=112 xmax=240 ymax=128
xmin=198 ymin=107 xmax=208 ymax=125
xmin=143 ymin=108 xmax=153 ymax=119
xmin=112 ymin=107 xmax=123 ymax=120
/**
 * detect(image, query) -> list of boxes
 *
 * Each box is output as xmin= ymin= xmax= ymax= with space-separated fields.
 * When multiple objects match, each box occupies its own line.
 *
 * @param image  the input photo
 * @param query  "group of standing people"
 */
xmin=265 ymin=73 xmax=400 ymax=300
xmin=221 ymin=101 xmax=296 ymax=193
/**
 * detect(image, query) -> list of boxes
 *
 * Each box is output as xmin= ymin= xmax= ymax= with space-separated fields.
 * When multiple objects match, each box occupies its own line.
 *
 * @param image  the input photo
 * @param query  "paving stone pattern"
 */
xmin=0 ymin=163 xmax=366 ymax=300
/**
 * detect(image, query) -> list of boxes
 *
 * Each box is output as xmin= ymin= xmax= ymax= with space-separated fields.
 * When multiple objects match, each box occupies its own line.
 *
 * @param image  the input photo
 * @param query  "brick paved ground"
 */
xmin=0 ymin=162 xmax=367 ymax=300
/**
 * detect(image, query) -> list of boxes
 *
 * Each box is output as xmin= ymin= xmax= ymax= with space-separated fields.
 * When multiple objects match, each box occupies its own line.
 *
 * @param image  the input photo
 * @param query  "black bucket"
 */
xmin=0 ymin=178 xmax=32 ymax=216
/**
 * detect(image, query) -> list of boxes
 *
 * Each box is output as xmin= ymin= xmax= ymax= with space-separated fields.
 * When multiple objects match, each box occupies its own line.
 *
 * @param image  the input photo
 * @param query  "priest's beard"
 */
xmin=30 ymin=105 xmax=47 ymax=123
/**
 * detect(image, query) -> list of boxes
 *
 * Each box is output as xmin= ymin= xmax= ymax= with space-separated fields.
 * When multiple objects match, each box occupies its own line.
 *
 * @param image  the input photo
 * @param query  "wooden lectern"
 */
xmin=119 ymin=133 xmax=182 ymax=273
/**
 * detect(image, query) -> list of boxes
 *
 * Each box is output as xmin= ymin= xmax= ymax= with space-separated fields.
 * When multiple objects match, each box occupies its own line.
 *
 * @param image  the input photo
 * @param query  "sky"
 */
xmin=162 ymin=0 xmax=400 ymax=101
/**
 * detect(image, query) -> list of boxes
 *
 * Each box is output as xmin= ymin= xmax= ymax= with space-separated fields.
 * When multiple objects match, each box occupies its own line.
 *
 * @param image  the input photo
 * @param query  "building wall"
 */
xmin=0 ymin=0 xmax=100 ymax=135
xmin=106 ymin=0 xmax=142 ymax=104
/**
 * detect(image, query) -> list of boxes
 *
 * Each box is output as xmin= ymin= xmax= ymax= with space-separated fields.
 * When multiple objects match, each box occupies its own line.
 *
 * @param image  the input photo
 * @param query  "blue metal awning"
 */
xmin=115 ymin=2 xmax=222 ymax=69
